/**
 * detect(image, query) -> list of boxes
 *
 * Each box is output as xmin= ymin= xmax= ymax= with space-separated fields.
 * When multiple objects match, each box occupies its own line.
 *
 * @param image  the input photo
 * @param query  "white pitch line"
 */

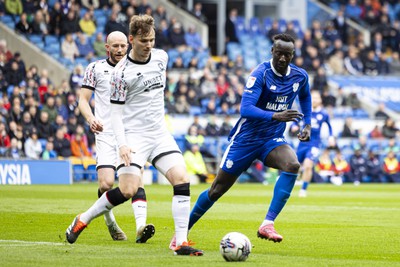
xmin=0 ymin=240 xmax=64 ymax=246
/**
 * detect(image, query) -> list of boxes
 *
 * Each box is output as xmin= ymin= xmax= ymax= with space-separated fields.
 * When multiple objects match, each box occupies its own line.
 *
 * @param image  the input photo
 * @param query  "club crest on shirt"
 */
xmin=226 ymin=159 xmax=233 ymax=169
xmin=246 ymin=76 xmax=256 ymax=88
xmin=293 ymin=82 xmax=299 ymax=92
xmin=158 ymin=63 xmax=165 ymax=71
xmin=270 ymin=85 xmax=276 ymax=90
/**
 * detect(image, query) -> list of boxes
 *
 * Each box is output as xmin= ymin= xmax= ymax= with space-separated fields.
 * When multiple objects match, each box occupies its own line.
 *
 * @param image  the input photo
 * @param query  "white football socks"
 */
xmin=132 ymin=200 xmax=147 ymax=232
xmin=80 ymin=193 xmax=114 ymax=224
xmin=172 ymin=195 xmax=190 ymax=246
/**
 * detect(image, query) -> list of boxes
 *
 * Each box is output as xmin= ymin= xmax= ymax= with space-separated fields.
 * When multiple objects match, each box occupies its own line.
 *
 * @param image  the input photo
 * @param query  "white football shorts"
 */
xmin=116 ymin=131 xmax=184 ymax=176
xmin=96 ymin=133 xmax=118 ymax=169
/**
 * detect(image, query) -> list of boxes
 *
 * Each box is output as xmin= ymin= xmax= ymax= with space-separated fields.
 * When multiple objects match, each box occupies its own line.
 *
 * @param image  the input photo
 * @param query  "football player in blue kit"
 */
xmin=186 ymin=33 xmax=312 ymax=243
xmin=296 ymin=90 xmax=333 ymax=197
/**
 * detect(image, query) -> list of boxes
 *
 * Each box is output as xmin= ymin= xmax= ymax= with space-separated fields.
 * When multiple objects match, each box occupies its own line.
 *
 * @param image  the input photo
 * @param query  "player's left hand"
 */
xmin=298 ymin=124 xmax=311 ymax=142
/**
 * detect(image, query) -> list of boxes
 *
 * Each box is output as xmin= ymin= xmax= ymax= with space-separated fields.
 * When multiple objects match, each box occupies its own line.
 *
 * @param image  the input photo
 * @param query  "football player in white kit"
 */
xmin=67 ymin=31 xmax=155 ymax=244
xmin=66 ymin=15 xmax=203 ymax=256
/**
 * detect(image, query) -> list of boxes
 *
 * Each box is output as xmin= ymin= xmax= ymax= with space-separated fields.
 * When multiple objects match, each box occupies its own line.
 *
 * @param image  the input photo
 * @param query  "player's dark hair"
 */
xmin=273 ymin=33 xmax=295 ymax=44
xmin=129 ymin=14 xmax=155 ymax=37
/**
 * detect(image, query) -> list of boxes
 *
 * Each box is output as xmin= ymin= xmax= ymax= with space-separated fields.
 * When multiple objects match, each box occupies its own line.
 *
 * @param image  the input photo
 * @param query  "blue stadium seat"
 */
xmin=181 ymin=50 xmax=194 ymax=67
xmin=167 ymin=49 xmax=180 ymax=68
xmin=74 ymin=57 xmax=89 ymax=67
xmin=234 ymin=16 xmax=247 ymax=35
xmin=44 ymin=35 xmax=59 ymax=46
xmin=226 ymin=42 xmax=242 ymax=61
xmin=249 ymin=17 xmax=261 ymax=36
xmin=262 ymin=17 xmax=273 ymax=34
xmin=38 ymin=139 xmax=47 ymax=150
xmin=28 ymin=34 xmax=44 ymax=45
xmin=278 ymin=18 xmax=287 ymax=32
xmin=86 ymin=164 xmax=97 ymax=181
xmin=96 ymin=16 xmax=107 ymax=28
xmin=244 ymin=56 xmax=258 ymax=71
xmin=48 ymin=0 xmax=57 ymax=6
xmin=72 ymin=164 xmax=86 ymax=181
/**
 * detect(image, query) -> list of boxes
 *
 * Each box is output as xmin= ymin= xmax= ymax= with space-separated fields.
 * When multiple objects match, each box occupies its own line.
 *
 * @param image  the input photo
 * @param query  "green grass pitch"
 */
xmin=0 ymin=183 xmax=399 ymax=267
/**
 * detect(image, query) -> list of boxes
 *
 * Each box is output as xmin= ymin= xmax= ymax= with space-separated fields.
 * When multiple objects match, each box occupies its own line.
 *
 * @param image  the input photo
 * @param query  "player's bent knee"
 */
xmin=99 ymin=182 xmax=113 ymax=192
xmin=284 ymin=161 xmax=301 ymax=173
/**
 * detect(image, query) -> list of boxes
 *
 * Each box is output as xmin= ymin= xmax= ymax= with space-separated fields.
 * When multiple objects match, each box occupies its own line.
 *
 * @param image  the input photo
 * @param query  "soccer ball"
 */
xmin=220 ymin=232 xmax=252 ymax=262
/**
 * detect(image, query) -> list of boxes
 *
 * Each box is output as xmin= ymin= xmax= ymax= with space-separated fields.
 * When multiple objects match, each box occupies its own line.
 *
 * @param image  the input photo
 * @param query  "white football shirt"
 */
xmin=110 ymin=49 xmax=168 ymax=135
xmin=81 ymin=58 xmax=116 ymax=134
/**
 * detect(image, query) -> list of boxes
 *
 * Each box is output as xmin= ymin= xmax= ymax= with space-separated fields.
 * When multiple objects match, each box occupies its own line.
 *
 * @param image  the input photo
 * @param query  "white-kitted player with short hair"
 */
xmin=66 ymin=15 xmax=203 ymax=256
xmin=67 ymin=30 xmax=155 ymax=244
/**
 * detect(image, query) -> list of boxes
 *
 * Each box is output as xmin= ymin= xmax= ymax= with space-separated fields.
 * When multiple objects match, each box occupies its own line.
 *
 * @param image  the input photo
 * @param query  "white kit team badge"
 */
xmin=293 ymin=83 xmax=299 ymax=92
xmin=246 ymin=76 xmax=256 ymax=88
xmin=226 ymin=159 xmax=234 ymax=169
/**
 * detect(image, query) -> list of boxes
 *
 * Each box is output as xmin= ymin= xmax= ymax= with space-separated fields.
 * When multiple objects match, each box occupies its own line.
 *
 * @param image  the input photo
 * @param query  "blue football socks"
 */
xmin=265 ymin=172 xmax=298 ymax=221
xmin=301 ymin=181 xmax=309 ymax=190
xmin=188 ymin=189 xmax=215 ymax=230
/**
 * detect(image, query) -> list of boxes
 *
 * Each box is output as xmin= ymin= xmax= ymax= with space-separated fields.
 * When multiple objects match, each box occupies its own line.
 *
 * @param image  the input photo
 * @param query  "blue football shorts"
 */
xmin=220 ymin=137 xmax=289 ymax=176
xmin=296 ymin=142 xmax=320 ymax=163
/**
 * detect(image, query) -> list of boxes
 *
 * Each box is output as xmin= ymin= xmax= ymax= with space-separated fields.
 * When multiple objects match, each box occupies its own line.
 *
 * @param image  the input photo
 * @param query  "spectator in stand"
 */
xmin=377 ymin=53 xmax=390 ymax=75
xmin=345 ymin=0 xmax=362 ymax=22
xmin=76 ymin=33 xmax=95 ymax=61
xmin=27 ymin=105 xmax=40 ymax=126
xmin=184 ymin=143 xmax=208 ymax=183
xmin=174 ymin=95 xmax=190 ymax=114
xmin=366 ymin=150 xmax=383 ymax=183
xmin=8 ymin=98 xmax=23 ymax=124
xmin=341 ymin=117 xmax=359 ymax=138
xmin=312 ymin=67 xmax=328 ymax=94
xmin=169 ymin=22 xmax=187 ymax=51
xmin=51 ymin=114 xmax=65 ymax=133
xmin=5 ymin=0 xmax=22 ymax=17
xmin=284 ymin=21 xmax=298 ymax=40
xmin=69 ymin=64 xmax=84 ymax=90
xmin=36 ymin=111 xmax=54 ymax=140
xmin=332 ymin=9 xmax=347 ymax=44
xmin=192 ymin=2 xmax=207 ymax=23
xmin=215 ymin=74 xmax=229 ymax=97
xmin=384 ymin=138 xmax=400 ymax=154
xmin=225 ymin=8 xmax=239 ymax=47
xmin=369 ymin=124 xmax=383 ymax=138
xmin=66 ymin=114 xmax=78 ymax=135
xmin=0 ymin=121 xmax=10 ymax=149
xmin=60 ymin=9 xmax=81 ymax=36
xmin=53 ymin=127 xmax=71 ymax=157
xmin=204 ymin=115 xmax=220 ymax=137
xmin=374 ymin=102 xmax=390 ymax=120
xmin=5 ymin=61 xmax=24 ymax=86
xmin=31 ymin=9 xmax=49 ymax=36
xmin=220 ymin=87 xmax=240 ymax=112
xmin=4 ymin=137 xmax=25 ymax=159
xmin=267 ymin=20 xmax=280 ymax=42
xmin=371 ymin=32 xmax=385 ymax=57
xmin=155 ymin=20 xmax=170 ymax=50
xmin=70 ymin=130 xmax=92 ymax=158
xmin=81 ymin=0 xmax=100 ymax=9
xmin=15 ymin=12 xmax=31 ymax=34
xmin=0 ymin=40 xmax=13 ymax=63
xmin=41 ymin=96 xmax=58 ymax=124
xmin=189 ymin=114 xmax=205 ymax=136
xmin=153 ymin=4 xmax=167 ymax=26
xmin=92 ymin=32 xmax=107 ymax=57
xmin=363 ymin=50 xmax=379 ymax=75
xmin=185 ymin=25 xmax=204 ymax=52
xmin=219 ymin=115 xmax=232 ymax=136
xmin=204 ymin=96 xmax=217 ymax=115
xmin=40 ymin=138 xmax=57 ymax=160
xmin=61 ymin=33 xmax=80 ymax=62
xmin=383 ymin=150 xmax=400 ymax=183
xmin=104 ymin=11 xmax=127 ymax=36
xmin=348 ymin=147 xmax=367 ymax=185
xmin=49 ymin=1 xmax=63 ymax=35
xmin=21 ymin=111 xmax=35 ymax=139
xmin=382 ymin=117 xmax=399 ymax=139
xmin=332 ymin=149 xmax=351 ymax=185
xmin=24 ymin=129 xmax=42 ymax=159
xmin=79 ymin=11 xmax=97 ymax=37
xmin=348 ymin=92 xmax=361 ymax=110
xmin=344 ymin=46 xmax=363 ymax=75
xmin=314 ymin=149 xmax=335 ymax=183
xmin=199 ymin=69 xmax=217 ymax=99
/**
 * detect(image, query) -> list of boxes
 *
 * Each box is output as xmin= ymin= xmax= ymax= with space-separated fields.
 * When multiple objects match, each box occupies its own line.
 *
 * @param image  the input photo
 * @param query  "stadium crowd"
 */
xmin=0 ymin=0 xmax=399 ymax=183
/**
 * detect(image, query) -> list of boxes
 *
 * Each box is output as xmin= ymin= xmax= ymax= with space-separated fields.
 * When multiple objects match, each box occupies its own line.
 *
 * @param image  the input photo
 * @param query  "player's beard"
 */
xmin=110 ymin=53 xmax=124 ymax=64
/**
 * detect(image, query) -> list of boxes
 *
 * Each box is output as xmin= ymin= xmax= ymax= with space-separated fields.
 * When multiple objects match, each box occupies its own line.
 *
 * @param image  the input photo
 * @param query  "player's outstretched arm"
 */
xmin=78 ymin=88 xmax=104 ymax=133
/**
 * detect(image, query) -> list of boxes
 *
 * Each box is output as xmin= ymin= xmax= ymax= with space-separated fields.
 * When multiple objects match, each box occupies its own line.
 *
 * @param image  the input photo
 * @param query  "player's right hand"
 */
xmin=119 ymin=145 xmax=133 ymax=167
xmin=272 ymin=109 xmax=304 ymax=122
xmin=89 ymin=117 xmax=104 ymax=134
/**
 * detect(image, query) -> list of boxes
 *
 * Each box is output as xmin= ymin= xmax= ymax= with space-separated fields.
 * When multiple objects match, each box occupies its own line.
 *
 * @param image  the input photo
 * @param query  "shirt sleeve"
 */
xmin=110 ymin=66 xmax=128 ymax=147
xmin=298 ymin=73 xmax=312 ymax=125
xmin=81 ymin=62 xmax=97 ymax=90
xmin=240 ymin=65 xmax=274 ymax=121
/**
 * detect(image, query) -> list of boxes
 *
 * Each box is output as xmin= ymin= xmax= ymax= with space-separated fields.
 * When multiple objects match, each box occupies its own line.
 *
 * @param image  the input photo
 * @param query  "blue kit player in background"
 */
xmin=186 ymin=33 xmax=312 ymax=243
xmin=295 ymin=91 xmax=333 ymax=197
